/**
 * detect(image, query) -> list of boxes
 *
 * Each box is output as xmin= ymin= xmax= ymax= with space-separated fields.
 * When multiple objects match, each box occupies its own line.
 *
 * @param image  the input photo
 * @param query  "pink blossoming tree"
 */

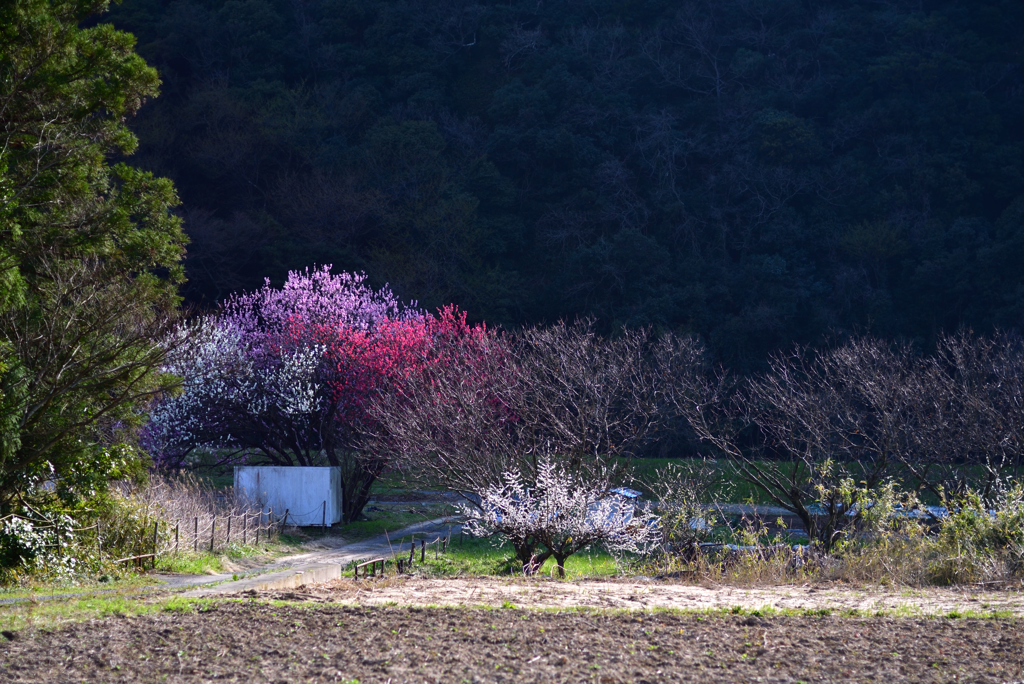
xmin=144 ymin=266 xmax=485 ymax=522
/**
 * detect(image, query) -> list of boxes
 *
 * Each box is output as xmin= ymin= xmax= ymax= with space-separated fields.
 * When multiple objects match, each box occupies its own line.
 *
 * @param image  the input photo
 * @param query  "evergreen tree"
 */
xmin=0 ymin=0 xmax=186 ymax=511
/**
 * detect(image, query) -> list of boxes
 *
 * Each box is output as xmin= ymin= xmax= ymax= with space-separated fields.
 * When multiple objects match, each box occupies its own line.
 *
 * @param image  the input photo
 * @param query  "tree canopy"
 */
xmin=105 ymin=0 xmax=1024 ymax=366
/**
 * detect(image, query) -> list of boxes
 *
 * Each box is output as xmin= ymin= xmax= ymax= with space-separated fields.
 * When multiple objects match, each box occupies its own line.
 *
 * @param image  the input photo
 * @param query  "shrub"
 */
xmin=648 ymin=461 xmax=721 ymax=562
xmin=0 ymin=472 xmax=273 ymax=586
xmin=0 ymin=514 xmax=78 ymax=584
xmin=930 ymin=485 xmax=1024 ymax=584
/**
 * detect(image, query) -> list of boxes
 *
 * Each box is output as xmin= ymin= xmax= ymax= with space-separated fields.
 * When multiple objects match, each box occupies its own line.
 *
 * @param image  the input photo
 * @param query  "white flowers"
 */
xmin=463 ymin=458 xmax=660 ymax=575
xmin=143 ymin=317 xmax=326 ymax=465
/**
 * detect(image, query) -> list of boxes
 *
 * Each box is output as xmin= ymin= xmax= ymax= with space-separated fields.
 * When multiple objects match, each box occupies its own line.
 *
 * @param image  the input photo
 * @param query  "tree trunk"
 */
xmin=521 ymin=548 xmax=551 ymax=574
xmin=553 ymin=553 xmax=568 ymax=578
xmin=341 ymin=471 xmax=375 ymax=523
xmin=338 ymin=457 xmax=376 ymax=523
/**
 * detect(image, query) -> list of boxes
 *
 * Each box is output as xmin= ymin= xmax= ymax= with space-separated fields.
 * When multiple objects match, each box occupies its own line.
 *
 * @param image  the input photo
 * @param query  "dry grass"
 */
xmin=114 ymin=472 xmax=276 ymax=554
xmin=636 ymin=532 xmax=1024 ymax=590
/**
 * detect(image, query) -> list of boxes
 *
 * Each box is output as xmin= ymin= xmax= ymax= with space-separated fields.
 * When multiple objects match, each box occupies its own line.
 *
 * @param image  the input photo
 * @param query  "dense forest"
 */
xmin=105 ymin=0 xmax=1024 ymax=366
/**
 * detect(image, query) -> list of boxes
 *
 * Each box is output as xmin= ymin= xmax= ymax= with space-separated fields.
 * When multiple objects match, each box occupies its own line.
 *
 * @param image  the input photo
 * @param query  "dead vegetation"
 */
xmin=246 ymin=575 xmax=1024 ymax=617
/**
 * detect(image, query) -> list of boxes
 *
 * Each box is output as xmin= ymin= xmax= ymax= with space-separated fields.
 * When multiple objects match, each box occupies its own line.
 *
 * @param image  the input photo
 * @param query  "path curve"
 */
xmin=182 ymin=517 xmax=460 ymax=596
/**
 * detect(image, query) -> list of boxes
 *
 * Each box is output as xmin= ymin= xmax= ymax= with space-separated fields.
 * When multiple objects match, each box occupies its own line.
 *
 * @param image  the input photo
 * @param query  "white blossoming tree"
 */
xmin=463 ymin=458 xmax=659 ymax=577
xmin=143 ymin=316 xmax=326 ymax=468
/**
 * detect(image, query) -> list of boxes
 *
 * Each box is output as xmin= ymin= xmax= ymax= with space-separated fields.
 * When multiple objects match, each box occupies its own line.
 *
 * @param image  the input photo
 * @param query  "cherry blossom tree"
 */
xmin=463 ymin=458 xmax=660 ymax=576
xmin=143 ymin=266 xmax=438 ymax=522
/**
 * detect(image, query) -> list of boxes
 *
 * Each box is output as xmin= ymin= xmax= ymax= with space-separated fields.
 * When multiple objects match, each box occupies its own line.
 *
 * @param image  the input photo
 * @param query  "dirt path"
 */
xmin=179 ymin=517 xmax=460 ymax=595
xmin=266 ymin=575 xmax=1024 ymax=617
xmin=2 ymin=601 xmax=1021 ymax=683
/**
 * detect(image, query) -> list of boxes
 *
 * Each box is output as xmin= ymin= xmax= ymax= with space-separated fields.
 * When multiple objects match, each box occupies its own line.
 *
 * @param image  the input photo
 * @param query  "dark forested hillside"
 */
xmin=105 ymin=0 xmax=1024 ymax=366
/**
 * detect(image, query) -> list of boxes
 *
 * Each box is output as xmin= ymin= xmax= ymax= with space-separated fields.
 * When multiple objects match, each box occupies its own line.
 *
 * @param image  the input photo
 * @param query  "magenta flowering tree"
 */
xmin=143 ymin=266 xmax=427 ymax=522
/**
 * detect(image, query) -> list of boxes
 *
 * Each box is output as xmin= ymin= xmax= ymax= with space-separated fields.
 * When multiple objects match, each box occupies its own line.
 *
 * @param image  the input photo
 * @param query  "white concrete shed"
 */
xmin=234 ymin=466 xmax=343 ymax=526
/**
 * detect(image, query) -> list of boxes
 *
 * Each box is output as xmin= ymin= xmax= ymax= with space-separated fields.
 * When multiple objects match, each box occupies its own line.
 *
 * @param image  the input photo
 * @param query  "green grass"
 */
xmin=154 ymin=550 xmax=247 ymax=575
xmin=154 ymin=537 xmax=301 ymax=575
xmin=0 ymin=593 xmax=226 ymax=633
xmin=179 ymin=448 xmax=1003 ymax=510
xmin=155 ymin=553 xmax=227 ymax=575
xmin=0 ymin=575 xmax=160 ymax=602
xmin=384 ymin=535 xmax=621 ymax=579
xmin=0 ymin=595 xmax=149 ymax=632
xmin=622 ymin=457 xmax=994 ymax=506
xmin=335 ymin=504 xmax=456 ymax=542
xmin=620 ymin=457 xmax=771 ymax=503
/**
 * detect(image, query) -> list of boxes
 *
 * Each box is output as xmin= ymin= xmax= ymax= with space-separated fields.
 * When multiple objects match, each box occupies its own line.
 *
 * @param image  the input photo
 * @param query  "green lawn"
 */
xmin=621 ymin=457 xmax=769 ymax=503
xmin=153 ymin=540 xmax=290 ymax=575
xmin=368 ymin=535 xmax=621 ymax=580
xmin=185 ymin=449 xmax=1003 ymax=510
xmin=622 ymin=457 xmax=989 ymax=506
xmin=331 ymin=503 xmax=457 ymax=542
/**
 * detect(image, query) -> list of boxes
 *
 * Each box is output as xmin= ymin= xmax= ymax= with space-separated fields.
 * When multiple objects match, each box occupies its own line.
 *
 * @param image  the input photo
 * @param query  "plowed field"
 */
xmin=1 ymin=600 xmax=1021 ymax=683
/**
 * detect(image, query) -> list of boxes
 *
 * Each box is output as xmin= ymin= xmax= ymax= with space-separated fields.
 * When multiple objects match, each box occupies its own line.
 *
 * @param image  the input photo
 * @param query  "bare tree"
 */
xmin=745 ymin=340 xmax=922 ymax=548
xmin=513 ymin=320 xmax=667 ymax=477
xmin=667 ymin=338 xmax=924 ymax=550
xmin=911 ymin=332 xmax=1024 ymax=501
xmin=670 ymin=333 xmax=1024 ymax=550
xmin=367 ymin=323 xmax=525 ymax=502
xmin=371 ymin=320 xmax=706 ymax=506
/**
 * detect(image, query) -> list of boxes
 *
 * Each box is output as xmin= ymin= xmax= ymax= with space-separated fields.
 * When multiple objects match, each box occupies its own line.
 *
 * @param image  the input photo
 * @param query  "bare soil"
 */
xmin=1 ymin=600 xmax=1021 ymax=683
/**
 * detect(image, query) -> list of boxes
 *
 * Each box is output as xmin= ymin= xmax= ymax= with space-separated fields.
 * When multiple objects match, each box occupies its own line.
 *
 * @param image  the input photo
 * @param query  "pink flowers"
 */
xmin=143 ymin=265 xmax=492 ymax=521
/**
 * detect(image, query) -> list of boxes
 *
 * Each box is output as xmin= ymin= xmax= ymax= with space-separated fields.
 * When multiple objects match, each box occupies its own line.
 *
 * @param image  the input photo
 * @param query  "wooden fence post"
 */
xmin=210 ymin=517 xmax=216 ymax=553
xmin=96 ymin=521 xmax=102 ymax=557
xmin=409 ymin=537 xmax=415 ymax=564
xmin=226 ymin=515 xmax=232 ymax=546
xmin=255 ymin=514 xmax=260 ymax=546
xmin=175 ymin=522 xmax=179 ymax=555
xmin=281 ymin=509 xmax=289 ymax=531
xmin=420 ymin=538 xmax=425 ymax=563
xmin=243 ymin=514 xmax=247 ymax=545
xmin=194 ymin=516 xmax=198 ymax=553
xmin=152 ymin=521 xmax=159 ymax=569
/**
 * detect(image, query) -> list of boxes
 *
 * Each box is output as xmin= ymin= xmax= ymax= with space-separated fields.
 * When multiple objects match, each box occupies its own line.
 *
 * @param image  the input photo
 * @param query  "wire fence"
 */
xmin=155 ymin=508 xmax=282 ymax=556
xmin=269 ymin=500 xmax=336 ymax=529
xmin=126 ymin=497 xmax=345 ymax=565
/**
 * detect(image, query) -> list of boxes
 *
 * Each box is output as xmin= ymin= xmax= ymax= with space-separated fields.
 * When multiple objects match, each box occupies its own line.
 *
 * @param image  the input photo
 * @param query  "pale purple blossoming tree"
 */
xmin=142 ymin=266 xmax=422 ymax=522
